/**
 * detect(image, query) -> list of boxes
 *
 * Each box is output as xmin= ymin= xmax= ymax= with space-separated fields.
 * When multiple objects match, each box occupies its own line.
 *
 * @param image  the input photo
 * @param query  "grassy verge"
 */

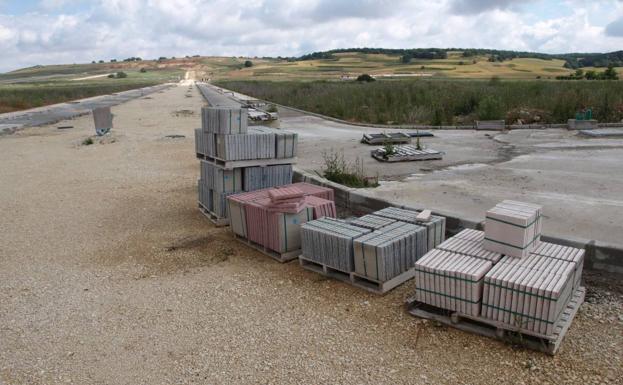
xmin=0 ymin=69 xmax=182 ymax=113
xmin=214 ymin=79 xmax=623 ymax=125
xmin=0 ymin=82 xmax=157 ymax=113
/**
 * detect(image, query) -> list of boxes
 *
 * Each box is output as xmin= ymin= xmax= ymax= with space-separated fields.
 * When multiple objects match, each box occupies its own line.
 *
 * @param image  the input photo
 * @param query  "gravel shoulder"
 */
xmin=0 ymin=84 xmax=621 ymax=385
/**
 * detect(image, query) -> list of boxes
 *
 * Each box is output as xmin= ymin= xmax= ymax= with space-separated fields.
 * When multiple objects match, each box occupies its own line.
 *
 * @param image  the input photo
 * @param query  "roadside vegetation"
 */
xmin=0 ymin=68 xmax=181 ymax=113
xmin=321 ymin=149 xmax=378 ymax=188
xmin=215 ymin=79 xmax=623 ymax=125
xmin=0 ymin=81 xmax=158 ymax=113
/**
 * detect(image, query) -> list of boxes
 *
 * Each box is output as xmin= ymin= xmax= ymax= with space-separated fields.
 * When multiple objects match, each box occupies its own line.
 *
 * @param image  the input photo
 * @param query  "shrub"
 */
xmin=139 ymin=68 xmax=147 ymax=73
xmin=477 ymin=95 xmax=504 ymax=120
xmin=116 ymin=71 xmax=128 ymax=78
xmin=82 ymin=137 xmax=94 ymax=145
xmin=322 ymin=149 xmax=378 ymax=188
xmin=356 ymin=74 xmax=375 ymax=82
xmin=244 ymin=60 xmax=253 ymax=68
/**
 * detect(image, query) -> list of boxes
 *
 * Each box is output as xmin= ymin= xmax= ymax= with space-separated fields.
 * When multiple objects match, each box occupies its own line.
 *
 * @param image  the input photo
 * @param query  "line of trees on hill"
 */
xmin=556 ymin=66 xmax=619 ymax=80
xmin=292 ymin=48 xmax=623 ymax=69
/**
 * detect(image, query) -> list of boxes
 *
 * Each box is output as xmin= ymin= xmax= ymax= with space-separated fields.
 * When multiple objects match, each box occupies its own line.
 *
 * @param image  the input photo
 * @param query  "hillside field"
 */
xmin=2 ymin=51 xmax=622 ymax=113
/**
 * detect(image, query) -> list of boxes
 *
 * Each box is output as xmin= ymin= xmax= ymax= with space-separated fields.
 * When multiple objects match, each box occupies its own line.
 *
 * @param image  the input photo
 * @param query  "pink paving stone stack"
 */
xmin=228 ymin=183 xmax=336 ymax=253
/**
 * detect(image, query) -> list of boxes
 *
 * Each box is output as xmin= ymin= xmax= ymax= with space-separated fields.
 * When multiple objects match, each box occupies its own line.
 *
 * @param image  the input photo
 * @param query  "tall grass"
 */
xmin=0 ymin=81 xmax=159 ymax=113
xmin=215 ymin=79 xmax=623 ymax=124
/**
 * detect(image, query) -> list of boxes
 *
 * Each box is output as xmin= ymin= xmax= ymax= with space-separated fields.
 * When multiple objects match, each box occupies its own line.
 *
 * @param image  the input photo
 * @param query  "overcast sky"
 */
xmin=1 ymin=0 xmax=623 ymax=72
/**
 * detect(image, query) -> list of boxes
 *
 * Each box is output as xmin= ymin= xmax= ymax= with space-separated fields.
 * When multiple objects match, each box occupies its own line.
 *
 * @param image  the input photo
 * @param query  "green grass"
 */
xmin=214 ymin=79 xmax=623 ymax=125
xmin=0 ymin=69 xmax=182 ymax=113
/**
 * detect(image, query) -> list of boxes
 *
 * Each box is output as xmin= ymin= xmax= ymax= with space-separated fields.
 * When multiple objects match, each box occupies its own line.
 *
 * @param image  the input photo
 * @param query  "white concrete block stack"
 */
xmin=353 ymin=221 xmax=427 ymax=282
xmin=374 ymin=207 xmax=446 ymax=250
xmin=481 ymin=253 xmax=576 ymax=335
xmin=531 ymin=242 xmax=584 ymax=290
xmin=411 ymin=200 xmax=585 ymax=337
xmin=483 ymin=200 xmax=543 ymax=258
xmin=414 ymin=249 xmax=493 ymax=316
xmin=195 ymin=107 xmax=297 ymax=224
xmin=437 ymin=229 xmax=503 ymax=263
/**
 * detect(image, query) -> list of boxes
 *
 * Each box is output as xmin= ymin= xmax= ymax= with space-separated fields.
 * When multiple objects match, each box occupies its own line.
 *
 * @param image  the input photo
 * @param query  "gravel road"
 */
xmin=0 ymin=84 xmax=621 ymax=385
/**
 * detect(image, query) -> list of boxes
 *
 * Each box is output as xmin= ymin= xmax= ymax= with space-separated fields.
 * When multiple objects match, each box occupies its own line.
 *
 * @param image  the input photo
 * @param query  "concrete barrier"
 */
xmin=293 ymin=168 xmax=623 ymax=277
xmin=568 ymin=119 xmax=599 ymax=130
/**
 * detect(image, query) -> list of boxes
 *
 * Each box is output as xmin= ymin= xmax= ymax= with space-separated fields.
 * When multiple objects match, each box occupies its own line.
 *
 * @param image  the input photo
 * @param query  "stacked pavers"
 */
xmin=483 ymin=200 xmax=543 ymax=258
xmin=413 ymin=201 xmax=585 ymax=336
xmin=195 ymin=107 xmax=297 ymax=223
xmin=301 ymin=207 xmax=439 ymax=286
xmin=228 ymin=183 xmax=335 ymax=254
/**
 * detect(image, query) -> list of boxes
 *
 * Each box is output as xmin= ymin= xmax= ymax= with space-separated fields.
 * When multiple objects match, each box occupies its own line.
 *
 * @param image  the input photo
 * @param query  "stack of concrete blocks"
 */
xmin=438 ymin=229 xmax=503 ymax=263
xmin=483 ymin=201 xmax=542 ymax=258
xmin=411 ymin=200 xmax=585 ymax=337
xmin=300 ymin=210 xmax=433 ymax=286
xmin=301 ymin=218 xmax=371 ymax=272
xmin=414 ymin=249 xmax=493 ymax=316
xmin=373 ymin=207 xmax=446 ymax=251
xmin=227 ymin=183 xmax=335 ymax=254
xmin=352 ymin=221 xmax=427 ymax=282
xmin=195 ymin=107 xmax=298 ymax=224
xmin=481 ymin=253 xmax=576 ymax=335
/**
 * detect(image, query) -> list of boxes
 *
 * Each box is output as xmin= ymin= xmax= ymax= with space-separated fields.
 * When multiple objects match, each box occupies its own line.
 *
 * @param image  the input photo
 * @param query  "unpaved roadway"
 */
xmin=0 ymin=83 xmax=622 ymax=385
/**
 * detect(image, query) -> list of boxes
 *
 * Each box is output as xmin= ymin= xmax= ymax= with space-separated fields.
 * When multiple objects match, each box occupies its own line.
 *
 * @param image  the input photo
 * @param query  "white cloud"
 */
xmin=0 ymin=0 xmax=622 ymax=72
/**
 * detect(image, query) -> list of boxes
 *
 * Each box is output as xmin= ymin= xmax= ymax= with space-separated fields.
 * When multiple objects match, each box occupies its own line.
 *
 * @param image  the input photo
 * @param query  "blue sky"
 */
xmin=0 ymin=0 xmax=622 ymax=73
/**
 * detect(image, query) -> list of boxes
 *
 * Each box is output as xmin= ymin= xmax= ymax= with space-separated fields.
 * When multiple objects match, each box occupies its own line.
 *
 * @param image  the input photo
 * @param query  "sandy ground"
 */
xmin=1 ymin=84 xmax=622 ymax=385
xmin=279 ymin=109 xmax=623 ymax=245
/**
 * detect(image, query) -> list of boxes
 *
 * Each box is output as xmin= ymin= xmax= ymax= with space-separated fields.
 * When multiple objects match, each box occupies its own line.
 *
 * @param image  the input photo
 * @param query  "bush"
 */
xmin=139 ymin=68 xmax=147 ymax=73
xmin=82 ymin=137 xmax=94 ymax=146
xmin=244 ymin=60 xmax=253 ymax=68
xmin=477 ymin=95 xmax=504 ymax=120
xmin=107 ymin=74 xmax=115 ymax=78
xmin=322 ymin=150 xmax=377 ymax=188
xmin=266 ymin=104 xmax=278 ymax=113
xmin=116 ymin=71 xmax=128 ymax=78
xmin=356 ymin=74 xmax=375 ymax=82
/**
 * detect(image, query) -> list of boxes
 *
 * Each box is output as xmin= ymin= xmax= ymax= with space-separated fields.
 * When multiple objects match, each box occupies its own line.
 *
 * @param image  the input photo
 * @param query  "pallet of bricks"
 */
xmin=227 ymin=183 xmax=336 ymax=262
xmin=407 ymin=200 xmax=585 ymax=355
xmin=194 ymin=107 xmax=297 ymax=226
xmin=299 ymin=207 xmax=446 ymax=294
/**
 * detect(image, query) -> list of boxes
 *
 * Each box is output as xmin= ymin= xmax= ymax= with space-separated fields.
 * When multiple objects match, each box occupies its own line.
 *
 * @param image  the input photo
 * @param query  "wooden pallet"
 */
xmin=298 ymin=255 xmax=415 ymax=294
xmin=351 ymin=269 xmax=415 ymax=294
xmin=362 ymin=133 xmax=411 ymax=145
xmin=234 ymin=234 xmax=300 ymax=263
xmin=405 ymin=286 xmax=585 ymax=355
xmin=196 ymin=153 xmax=296 ymax=170
xmin=198 ymin=202 xmax=229 ymax=227
xmin=372 ymin=146 xmax=443 ymax=163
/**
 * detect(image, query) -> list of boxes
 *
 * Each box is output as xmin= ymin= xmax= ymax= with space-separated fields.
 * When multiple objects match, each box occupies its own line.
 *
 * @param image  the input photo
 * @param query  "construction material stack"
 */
xmin=227 ymin=183 xmax=335 ymax=262
xmin=195 ymin=107 xmax=297 ymax=225
xmin=409 ymin=201 xmax=586 ymax=355
xmin=483 ymin=200 xmax=542 ymax=258
xmin=299 ymin=207 xmax=443 ymax=294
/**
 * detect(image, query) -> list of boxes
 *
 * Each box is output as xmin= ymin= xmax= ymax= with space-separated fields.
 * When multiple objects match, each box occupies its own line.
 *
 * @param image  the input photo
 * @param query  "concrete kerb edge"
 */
xmin=293 ymin=168 xmax=623 ymax=276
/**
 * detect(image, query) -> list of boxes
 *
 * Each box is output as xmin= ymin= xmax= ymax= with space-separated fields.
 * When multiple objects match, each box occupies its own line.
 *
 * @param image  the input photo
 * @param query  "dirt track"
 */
xmin=1 ymin=84 xmax=622 ymax=385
